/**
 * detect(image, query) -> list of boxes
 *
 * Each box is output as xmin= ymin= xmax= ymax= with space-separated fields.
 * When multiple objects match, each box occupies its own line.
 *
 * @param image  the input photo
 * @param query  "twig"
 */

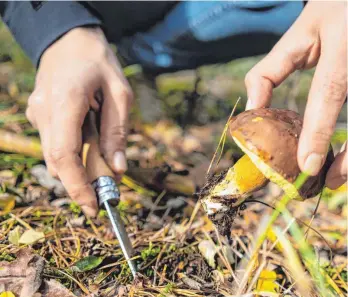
xmin=304 ymin=190 xmax=323 ymax=239
xmin=0 ymin=129 xmax=43 ymax=159
xmin=153 ymin=243 xmax=168 ymax=286
xmin=207 ymin=97 xmax=240 ymax=176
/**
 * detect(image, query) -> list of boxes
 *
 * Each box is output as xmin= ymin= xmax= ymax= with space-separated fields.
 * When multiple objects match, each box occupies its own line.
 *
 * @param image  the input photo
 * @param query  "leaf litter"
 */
xmin=0 ymin=23 xmax=347 ymax=296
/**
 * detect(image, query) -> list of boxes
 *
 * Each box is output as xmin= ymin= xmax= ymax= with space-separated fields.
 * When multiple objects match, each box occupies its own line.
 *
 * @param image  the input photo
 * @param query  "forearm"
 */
xmin=0 ymin=1 xmax=102 ymax=66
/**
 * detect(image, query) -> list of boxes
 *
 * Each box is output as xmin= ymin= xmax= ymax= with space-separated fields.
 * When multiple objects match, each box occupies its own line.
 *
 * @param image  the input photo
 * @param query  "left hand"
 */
xmin=244 ymin=1 xmax=347 ymax=189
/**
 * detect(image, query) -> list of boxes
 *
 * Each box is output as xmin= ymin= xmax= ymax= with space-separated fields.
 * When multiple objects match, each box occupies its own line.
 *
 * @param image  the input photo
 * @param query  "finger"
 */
xmin=27 ymin=93 xmax=58 ymax=177
xmin=326 ymin=143 xmax=347 ymax=189
xmin=25 ymin=106 xmax=36 ymax=128
xmin=39 ymin=127 xmax=58 ymax=178
xmin=298 ymin=32 xmax=347 ymax=175
xmin=99 ymin=68 xmax=133 ymax=177
xmin=245 ymin=11 xmax=320 ymax=110
xmin=50 ymin=95 xmax=98 ymax=217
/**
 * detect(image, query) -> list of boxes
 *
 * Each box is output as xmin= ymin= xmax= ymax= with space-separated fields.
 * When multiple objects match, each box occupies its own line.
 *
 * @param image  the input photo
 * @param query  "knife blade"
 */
xmin=92 ymin=176 xmax=137 ymax=277
xmin=82 ymin=111 xmax=137 ymax=278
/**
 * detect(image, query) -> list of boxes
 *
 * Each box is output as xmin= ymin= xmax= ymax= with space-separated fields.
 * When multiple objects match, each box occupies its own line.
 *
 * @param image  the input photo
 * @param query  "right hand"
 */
xmin=26 ymin=27 xmax=133 ymax=217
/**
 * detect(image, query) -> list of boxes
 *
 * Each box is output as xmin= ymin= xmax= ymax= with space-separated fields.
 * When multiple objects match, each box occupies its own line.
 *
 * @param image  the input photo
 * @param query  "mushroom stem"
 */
xmin=200 ymin=154 xmax=268 ymax=216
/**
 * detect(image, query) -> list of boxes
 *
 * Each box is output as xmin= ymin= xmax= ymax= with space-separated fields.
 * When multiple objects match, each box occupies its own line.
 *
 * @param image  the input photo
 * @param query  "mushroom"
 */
xmin=199 ymin=108 xmax=334 ymax=235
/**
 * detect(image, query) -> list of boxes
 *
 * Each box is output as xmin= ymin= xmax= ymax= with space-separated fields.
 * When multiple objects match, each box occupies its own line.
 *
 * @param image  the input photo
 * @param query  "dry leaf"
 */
xmin=177 ymin=273 xmax=202 ymax=290
xmin=212 ymin=270 xmax=224 ymax=286
xmin=0 ymin=195 xmax=15 ymax=213
xmin=19 ymin=229 xmax=44 ymax=245
xmin=8 ymin=226 xmax=22 ymax=246
xmin=198 ymin=240 xmax=217 ymax=268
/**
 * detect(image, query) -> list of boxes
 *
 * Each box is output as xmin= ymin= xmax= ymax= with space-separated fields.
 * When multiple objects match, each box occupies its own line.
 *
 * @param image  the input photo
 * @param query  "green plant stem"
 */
xmin=253 ymin=173 xmax=309 ymax=253
xmin=241 ymin=173 xmax=333 ymax=296
xmin=281 ymin=207 xmax=340 ymax=297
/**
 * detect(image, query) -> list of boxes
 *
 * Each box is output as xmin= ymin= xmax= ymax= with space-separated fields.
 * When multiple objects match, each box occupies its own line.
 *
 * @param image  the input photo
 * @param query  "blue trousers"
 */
xmin=117 ymin=1 xmax=304 ymax=75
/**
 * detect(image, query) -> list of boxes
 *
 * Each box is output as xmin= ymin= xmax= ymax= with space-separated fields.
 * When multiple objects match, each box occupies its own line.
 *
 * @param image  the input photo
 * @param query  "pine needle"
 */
xmin=206 ymin=97 xmax=241 ymax=176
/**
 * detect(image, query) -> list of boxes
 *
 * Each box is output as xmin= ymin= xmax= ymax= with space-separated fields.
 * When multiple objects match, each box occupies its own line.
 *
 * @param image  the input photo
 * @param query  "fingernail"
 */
xmin=246 ymin=99 xmax=253 ymax=110
xmin=82 ymin=205 xmax=97 ymax=217
xmin=327 ymin=175 xmax=347 ymax=190
xmin=303 ymin=153 xmax=324 ymax=176
xmin=113 ymin=151 xmax=128 ymax=174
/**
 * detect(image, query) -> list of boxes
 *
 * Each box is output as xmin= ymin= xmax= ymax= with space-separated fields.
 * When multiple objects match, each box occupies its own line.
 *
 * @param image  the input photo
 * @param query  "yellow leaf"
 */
xmin=256 ymin=270 xmax=279 ymax=293
xmin=202 ymin=217 xmax=215 ymax=232
xmin=267 ymin=229 xmax=283 ymax=252
xmin=0 ymin=291 xmax=16 ymax=297
xmin=178 ymin=261 xmax=185 ymax=270
xmin=19 ymin=229 xmax=45 ymax=245
xmin=8 ymin=226 xmax=22 ymax=246
xmin=0 ymin=195 xmax=16 ymax=213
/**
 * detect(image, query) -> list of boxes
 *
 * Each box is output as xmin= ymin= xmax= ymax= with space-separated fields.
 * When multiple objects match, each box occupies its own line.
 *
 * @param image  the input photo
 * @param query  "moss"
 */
xmin=69 ymin=202 xmax=81 ymax=216
xmin=159 ymin=283 xmax=175 ymax=297
xmin=141 ymin=242 xmax=161 ymax=261
xmin=97 ymin=209 xmax=108 ymax=218
xmin=0 ymin=252 xmax=16 ymax=262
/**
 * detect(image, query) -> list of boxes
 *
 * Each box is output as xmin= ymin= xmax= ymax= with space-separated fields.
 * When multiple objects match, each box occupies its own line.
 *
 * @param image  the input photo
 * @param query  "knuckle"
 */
xmin=25 ymin=107 xmax=34 ymax=124
xmin=49 ymin=147 xmax=69 ymax=165
xmin=244 ymin=71 xmax=256 ymax=86
xmin=282 ymin=46 xmax=306 ymax=70
xmin=47 ymin=166 xmax=59 ymax=179
xmin=51 ymin=85 xmax=82 ymax=101
xmin=44 ymin=149 xmax=59 ymax=179
xmin=112 ymin=84 xmax=134 ymax=103
xmin=68 ymin=182 xmax=92 ymax=202
xmin=28 ymin=91 xmax=45 ymax=108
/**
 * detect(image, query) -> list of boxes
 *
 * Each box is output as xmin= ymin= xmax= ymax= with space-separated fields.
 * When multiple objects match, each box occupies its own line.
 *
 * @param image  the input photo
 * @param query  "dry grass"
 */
xmin=0 ymin=170 xmax=346 ymax=296
xmin=0 ymin=20 xmax=347 ymax=297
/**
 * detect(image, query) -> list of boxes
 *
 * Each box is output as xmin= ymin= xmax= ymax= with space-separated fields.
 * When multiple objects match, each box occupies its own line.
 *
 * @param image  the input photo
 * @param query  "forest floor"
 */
xmin=0 ymin=21 xmax=347 ymax=297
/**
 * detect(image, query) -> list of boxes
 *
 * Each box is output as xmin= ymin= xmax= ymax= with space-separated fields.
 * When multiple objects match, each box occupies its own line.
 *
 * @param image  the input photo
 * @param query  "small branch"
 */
xmin=0 ymin=129 xmax=43 ymax=159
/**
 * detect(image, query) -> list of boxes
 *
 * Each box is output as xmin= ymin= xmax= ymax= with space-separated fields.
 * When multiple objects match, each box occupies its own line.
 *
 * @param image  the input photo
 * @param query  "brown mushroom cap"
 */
xmin=229 ymin=108 xmax=334 ymax=199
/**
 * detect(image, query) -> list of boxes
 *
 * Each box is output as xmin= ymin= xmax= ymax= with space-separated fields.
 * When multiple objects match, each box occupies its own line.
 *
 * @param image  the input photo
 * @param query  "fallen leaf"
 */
xmin=117 ymin=285 xmax=128 ymax=297
xmin=0 ymin=195 xmax=15 ymax=213
xmin=177 ymin=273 xmax=202 ymax=290
xmin=19 ymin=229 xmax=45 ymax=245
xmin=0 ymin=292 xmax=15 ymax=297
xmin=198 ymin=240 xmax=217 ymax=268
xmin=266 ymin=229 xmax=283 ymax=252
xmin=212 ymin=270 xmax=224 ymax=286
xmin=72 ymin=256 xmax=103 ymax=272
xmin=256 ymin=270 xmax=279 ymax=293
xmin=8 ymin=226 xmax=22 ymax=246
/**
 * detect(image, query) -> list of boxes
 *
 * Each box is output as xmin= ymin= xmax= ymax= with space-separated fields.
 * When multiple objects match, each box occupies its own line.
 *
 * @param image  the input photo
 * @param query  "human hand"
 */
xmin=245 ymin=1 xmax=347 ymax=189
xmin=26 ymin=27 xmax=133 ymax=216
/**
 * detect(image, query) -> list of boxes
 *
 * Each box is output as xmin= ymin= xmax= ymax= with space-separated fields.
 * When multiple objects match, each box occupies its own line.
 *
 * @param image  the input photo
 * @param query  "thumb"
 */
xmin=100 ymin=71 xmax=133 ymax=177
